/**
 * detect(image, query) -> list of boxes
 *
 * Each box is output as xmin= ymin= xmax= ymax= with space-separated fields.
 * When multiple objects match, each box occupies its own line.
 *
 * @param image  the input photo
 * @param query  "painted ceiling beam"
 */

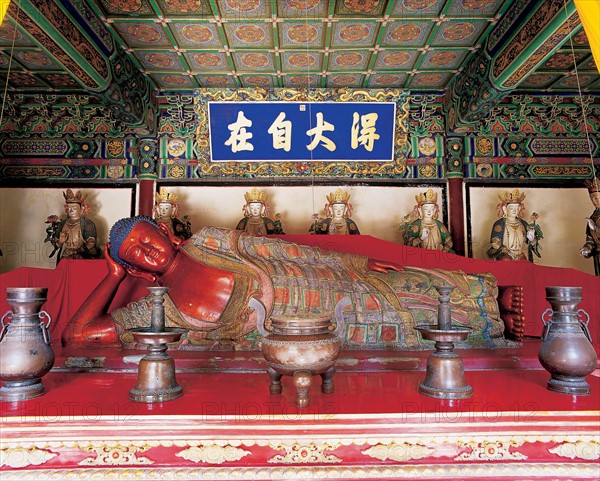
xmin=447 ymin=0 xmax=582 ymax=132
xmin=6 ymin=0 xmax=156 ymax=132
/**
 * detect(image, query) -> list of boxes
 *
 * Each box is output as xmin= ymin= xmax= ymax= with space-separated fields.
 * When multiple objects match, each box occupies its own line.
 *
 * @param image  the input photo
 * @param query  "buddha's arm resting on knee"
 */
xmin=61 ymin=246 xmax=126 ymax=347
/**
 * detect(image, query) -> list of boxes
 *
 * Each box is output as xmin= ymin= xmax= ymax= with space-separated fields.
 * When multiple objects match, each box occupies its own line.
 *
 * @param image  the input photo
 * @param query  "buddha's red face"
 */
xmin=118 ymin=222 xmax=175 ymax=273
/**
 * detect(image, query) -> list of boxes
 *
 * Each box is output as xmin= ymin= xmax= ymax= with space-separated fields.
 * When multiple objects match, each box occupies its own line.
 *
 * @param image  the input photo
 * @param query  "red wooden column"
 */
xmin=139 ymin=178 xmax=156 ymax=217
xmin=445 ymin=137 xmax=466 ymax=256
xmin=447 ymin=177 xmax=465 ymax=256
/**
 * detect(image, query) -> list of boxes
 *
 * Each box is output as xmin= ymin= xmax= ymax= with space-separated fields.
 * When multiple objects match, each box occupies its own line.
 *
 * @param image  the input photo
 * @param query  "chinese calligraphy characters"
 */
xmin=224 ymin=111 xmax=254 ymax=153
xmin=224 ymin=109 xmax=381 ymax=154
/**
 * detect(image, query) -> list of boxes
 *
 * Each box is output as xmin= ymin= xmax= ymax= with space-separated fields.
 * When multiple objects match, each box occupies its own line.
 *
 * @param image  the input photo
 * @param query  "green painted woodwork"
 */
xmin=0 ymin=0 xmax=598 ymax=182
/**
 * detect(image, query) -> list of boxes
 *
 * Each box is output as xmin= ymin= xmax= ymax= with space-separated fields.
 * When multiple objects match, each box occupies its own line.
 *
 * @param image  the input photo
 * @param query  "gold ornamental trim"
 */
xmin=267 ymin=442 xmax=342 ymax=464
xmin=1 ymin=463 xmax=598 ymax=480
xmin=176 ymin=445 xmax=251 ymax=464
xmin=549 ymin=441 xmax=600 ymax=460
xmin=455 ymin=440 xmax=527 ymax=461
xmin=79 ymin=442 xmax=153 ymax=466
xmin=3 ymin=433 xmax=600 ymax=449
xmin=107 ymin=140 xmax=125 ymax=157
xmin=0 ymin=447 xmax=57 ymax=468
xmin=531 ymin=165 xmax=593 ymax=177
xmin=475 ymin=138 xmax=494 ymax=155
xmin=362 ymin=442 xmax=434 ymax=462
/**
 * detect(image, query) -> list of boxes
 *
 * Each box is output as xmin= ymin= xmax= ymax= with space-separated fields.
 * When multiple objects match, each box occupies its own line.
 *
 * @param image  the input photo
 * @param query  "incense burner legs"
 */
xmin=261 ymin=315 xmax=341 ymax=408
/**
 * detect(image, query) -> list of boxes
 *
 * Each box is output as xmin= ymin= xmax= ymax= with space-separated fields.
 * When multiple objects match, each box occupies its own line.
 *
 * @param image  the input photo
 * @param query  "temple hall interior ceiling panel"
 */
xmin=2 ymin=0 xmax=597 ymax=97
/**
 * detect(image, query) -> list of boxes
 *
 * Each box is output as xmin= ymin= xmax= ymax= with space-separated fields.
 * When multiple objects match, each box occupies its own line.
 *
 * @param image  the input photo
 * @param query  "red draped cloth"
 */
xmin=1 ymin=235 xmax=598 ymax=345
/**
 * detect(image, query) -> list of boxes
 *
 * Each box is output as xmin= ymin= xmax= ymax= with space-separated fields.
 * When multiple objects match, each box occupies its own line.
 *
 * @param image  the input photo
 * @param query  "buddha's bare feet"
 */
xmin=498 ymin=285 xmax=525 ymax=341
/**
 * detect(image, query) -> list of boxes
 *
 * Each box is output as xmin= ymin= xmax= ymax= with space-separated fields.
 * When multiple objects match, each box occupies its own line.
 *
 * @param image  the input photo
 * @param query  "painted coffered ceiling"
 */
xmin=0 ymin=0 xmax=598 ymax=134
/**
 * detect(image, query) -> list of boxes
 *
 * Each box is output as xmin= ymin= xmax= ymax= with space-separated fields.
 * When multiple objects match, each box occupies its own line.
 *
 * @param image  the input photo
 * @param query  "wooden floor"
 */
xmin=1 ymin=339 xmax=599 ymax=481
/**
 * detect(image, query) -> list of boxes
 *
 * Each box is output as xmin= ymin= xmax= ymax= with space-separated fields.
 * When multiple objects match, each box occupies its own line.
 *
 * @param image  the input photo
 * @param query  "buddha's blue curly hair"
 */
xmin=109 ymin=216 xmax=158 ymax=268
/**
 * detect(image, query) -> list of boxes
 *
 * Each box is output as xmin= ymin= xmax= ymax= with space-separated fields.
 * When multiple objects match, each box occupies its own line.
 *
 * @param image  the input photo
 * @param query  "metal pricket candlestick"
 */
xmin=416 ymin=285 xmax=473 ymax=399
xmin=128 ymin=287 xmax=186 ymax=403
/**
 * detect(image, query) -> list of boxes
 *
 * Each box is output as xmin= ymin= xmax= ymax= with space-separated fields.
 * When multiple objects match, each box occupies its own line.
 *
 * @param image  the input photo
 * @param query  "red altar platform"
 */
xmin=1 ymin=342 xmax=599 ymax=480
xmin=1 ymin=236 xmax=599 ymax=480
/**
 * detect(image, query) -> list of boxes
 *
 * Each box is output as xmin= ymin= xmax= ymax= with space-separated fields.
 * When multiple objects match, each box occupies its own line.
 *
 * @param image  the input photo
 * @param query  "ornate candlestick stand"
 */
xmin=128 ymin=287 xmax=186 ymax=403
xmin=416 ymin=285 xmax=473 ymax=399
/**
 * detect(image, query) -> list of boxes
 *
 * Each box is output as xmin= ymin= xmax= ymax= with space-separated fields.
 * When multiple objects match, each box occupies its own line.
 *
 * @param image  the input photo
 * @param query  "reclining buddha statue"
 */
xmin=62 ymin=216 xmax=524 ymax=350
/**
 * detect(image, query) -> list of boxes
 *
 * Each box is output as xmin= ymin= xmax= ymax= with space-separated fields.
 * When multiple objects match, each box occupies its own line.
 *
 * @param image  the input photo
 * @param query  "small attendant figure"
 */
xmin=486 ymin=189 xmax=542 ymax=262
xmin=311 ymin=188 xmax=360 ymax=235
xmin=153 ymin=188 xmax=192 ymax=241
xmin=235 ymin=188 xmax=285 ymax=236
xmin=580 ymin=178 xmax=600 ymax=276
xmin=45 ymin=189 xmax=101 ymax=263
xmin=403 ymin=189 xmax=454 ymax=252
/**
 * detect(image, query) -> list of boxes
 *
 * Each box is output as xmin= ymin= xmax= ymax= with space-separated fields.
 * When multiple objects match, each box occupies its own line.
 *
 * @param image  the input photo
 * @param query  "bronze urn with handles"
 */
xmin=538 ymin=286 xmax=597 ymax=395
xmin=0 ymin=287 xmax=55 ymax=401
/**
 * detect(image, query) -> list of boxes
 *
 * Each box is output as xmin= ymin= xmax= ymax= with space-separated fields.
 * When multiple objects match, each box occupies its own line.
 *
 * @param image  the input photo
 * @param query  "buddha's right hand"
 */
xmin=104 ymin=244 xmax=126 ymax=279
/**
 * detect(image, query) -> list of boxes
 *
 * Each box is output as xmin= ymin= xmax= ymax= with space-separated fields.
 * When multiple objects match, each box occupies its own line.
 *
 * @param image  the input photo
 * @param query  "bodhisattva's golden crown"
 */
xmin=244 ymin=188 xmax=267 ymax=204
xmin=155 ymin=187 xmax=179 ymax=205
xmin=415 ymin=189 xmax=437 ymax=205
xmin=63 ymin=189 xmax=87 ymax=205
xmin=498 ymin=189 xmax=526 ymax=204
xmin=326 ymin=188 xmax=350 ymax=205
